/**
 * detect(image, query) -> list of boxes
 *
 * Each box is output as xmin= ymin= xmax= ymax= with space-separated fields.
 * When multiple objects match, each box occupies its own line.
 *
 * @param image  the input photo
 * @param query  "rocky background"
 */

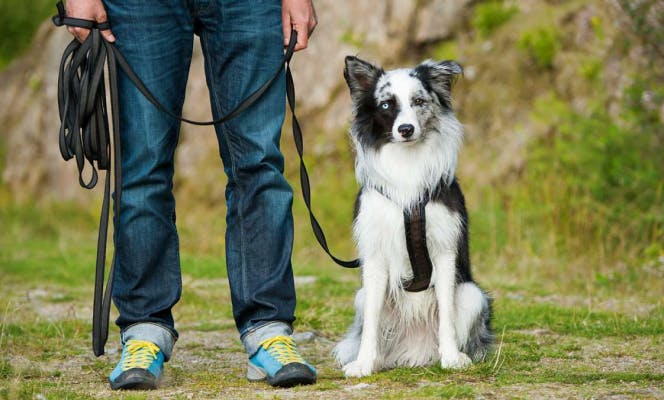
xmin=1 ymin=0 xmax=662 ymax=269
xmin=0 ymin=0 xmax=474 ymax=203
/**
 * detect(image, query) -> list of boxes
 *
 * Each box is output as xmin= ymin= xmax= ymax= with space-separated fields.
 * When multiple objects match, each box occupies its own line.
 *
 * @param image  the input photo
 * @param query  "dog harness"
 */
xmin=373 ymin=188 xmax=435 ymax=292
xmin=402 ymin=193 xmax=435 ymax=292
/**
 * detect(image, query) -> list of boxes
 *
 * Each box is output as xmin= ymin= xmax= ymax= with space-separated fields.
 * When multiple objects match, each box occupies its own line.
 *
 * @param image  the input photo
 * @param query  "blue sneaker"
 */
xmin=109 ymin=340 xmax=164 ymax=390
xmin=247 ymin=335 xmax=317 ymax=387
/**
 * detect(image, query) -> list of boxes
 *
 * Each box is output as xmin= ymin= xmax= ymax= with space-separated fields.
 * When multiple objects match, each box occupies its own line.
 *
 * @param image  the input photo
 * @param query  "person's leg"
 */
xmin=103 ymin=0 xmax=194 ymax=378
xmin=196 ymin=0 xmax=296 ymax=348
xmin=196 ymin=0 xmax=314 ymax=386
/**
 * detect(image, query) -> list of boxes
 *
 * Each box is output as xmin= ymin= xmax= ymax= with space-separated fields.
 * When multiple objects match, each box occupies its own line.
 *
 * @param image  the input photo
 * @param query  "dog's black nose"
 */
xmin=398 ymin=124 xmax=415 ymax=138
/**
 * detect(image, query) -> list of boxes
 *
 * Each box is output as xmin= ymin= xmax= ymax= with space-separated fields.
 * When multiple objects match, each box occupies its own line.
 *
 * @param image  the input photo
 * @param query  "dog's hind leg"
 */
xmin=455 ymin=282 xmax=493 ymax=361
xmin=333 ymin=288 xmax=364 ymax=366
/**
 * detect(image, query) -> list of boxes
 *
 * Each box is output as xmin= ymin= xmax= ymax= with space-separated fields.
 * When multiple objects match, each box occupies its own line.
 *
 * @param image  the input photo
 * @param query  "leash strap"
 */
xmin=285 ymin=65 xmax=360 ymax=268
xmin=53 ymin=1 xmax=358 ymax=356
xmin=402 ymin=196 xmax=434 ymax=292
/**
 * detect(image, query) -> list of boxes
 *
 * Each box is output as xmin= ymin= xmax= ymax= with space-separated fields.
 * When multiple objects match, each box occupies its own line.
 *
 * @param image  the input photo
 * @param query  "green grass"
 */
xmin=1 ymin=205 xmax=662 ymax=399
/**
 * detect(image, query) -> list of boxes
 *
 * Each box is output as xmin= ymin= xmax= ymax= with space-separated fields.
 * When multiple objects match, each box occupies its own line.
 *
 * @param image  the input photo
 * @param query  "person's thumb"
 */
xmin=96 ymin=11 xmax=115 ymax=42
xmin=100 ymin=29 xmax=116 ymax=42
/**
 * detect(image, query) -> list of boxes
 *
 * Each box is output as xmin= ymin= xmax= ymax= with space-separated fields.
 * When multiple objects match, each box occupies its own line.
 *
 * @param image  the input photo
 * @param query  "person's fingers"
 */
xmin=308 ymin=7 xmax=317 ymax=36
xmin=69 ymin=26 xmax=90 ymax=43
xmin=282 ymin=0 xmax=316 ymax=51
xmin=100 ymin=29 xmax=116 ymax=42
xmin=283 ymin=14 xmax=308 ymax=51
xmin=292 ymin=23 xmax=309 ymax=51
xmin=283 ymin=12 xmax=292 ymax=47
xmin=101 ymin=29 xmax=115 ymax=43
xmin=95 ymin=10 xmax=115 ymax=42
xmin=66 ymin=26 xmax=115 ymax=43
xmin=64 ymin=0 xmax=114 ymax=42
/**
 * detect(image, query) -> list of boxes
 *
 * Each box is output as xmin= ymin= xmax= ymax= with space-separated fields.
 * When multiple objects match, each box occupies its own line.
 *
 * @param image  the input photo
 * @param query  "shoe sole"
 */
xmin=109 ymin=368 xmax=157 ymax=390
xmin=248 ymin=362 xmax=316 ymax=388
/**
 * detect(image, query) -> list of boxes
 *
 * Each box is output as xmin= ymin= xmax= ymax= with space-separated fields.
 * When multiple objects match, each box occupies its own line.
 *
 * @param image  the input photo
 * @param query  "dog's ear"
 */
xmin=344 ymin=56 xmax=382 ymax=101
xmin=414 ymin=60 xmax=463 ymax=108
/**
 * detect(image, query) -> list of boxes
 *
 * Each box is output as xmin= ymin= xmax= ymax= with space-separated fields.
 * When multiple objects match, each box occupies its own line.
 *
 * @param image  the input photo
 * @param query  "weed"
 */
xmin=518 ymin=26 xmax=560 ymax=69
xmin=472 ymin=1 xmax=519 ymax=38
xmin=0 ymin=359 xmax=11 ymax=380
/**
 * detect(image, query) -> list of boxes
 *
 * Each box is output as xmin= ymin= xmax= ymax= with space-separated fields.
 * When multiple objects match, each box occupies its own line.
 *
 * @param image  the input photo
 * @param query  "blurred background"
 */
xmin=1 ymin=0 xmax=663 ymax=300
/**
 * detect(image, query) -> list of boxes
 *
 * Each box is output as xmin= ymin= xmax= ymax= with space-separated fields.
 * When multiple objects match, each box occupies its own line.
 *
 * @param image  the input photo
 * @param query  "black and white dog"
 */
xmin=333 ymin=56 xmax=493 ymax=377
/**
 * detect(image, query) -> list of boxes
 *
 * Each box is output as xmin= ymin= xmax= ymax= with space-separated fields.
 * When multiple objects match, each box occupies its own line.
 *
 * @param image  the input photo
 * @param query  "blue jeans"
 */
xmin=104 ymin=0 xmax=296 ymax=360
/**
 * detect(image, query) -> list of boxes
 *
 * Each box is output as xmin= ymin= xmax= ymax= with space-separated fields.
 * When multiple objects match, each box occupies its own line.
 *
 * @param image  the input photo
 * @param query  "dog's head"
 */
xmin=344 ymin=56 xmax=462 ymax=146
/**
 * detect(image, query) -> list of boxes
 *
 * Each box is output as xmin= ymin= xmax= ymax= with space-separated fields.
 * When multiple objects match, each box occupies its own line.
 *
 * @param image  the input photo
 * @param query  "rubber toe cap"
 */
xmin=109 ymin=368 xmax=157 ymax=390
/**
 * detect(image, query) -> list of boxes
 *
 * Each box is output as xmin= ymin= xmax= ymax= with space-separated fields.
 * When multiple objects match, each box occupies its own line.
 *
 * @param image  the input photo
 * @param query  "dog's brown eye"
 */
xmin=414 ymin=98 xmax=426 ymax=106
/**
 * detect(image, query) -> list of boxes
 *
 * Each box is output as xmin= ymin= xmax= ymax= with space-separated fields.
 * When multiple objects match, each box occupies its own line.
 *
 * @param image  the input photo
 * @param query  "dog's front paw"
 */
xmin=440 ymin=351 xmax=472 ymax=369
xmin=343 ymin=359 xmax=374 ymax=378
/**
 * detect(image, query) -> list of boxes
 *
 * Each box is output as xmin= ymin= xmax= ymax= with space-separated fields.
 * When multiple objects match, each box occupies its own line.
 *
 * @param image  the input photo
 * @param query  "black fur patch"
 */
xmin=412 ymin=61 xmax=462 ymax=111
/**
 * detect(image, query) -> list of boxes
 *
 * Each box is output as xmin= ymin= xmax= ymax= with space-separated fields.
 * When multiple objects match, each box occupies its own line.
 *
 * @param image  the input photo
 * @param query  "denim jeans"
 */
xmin=103 ymin=0 xmax=296 ymax=360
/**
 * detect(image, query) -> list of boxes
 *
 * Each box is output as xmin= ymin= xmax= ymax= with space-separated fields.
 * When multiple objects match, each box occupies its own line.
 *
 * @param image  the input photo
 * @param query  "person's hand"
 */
xmin=65 ymin=0 xmax=115 ymax=42
xmin=282 ymin=0 xmax=317 ymax=51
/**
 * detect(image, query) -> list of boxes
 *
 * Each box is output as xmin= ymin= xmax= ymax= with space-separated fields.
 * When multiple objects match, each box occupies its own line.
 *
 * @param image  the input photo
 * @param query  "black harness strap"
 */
xmin=53 ymin=2 xmax=358 ymax=356
xmin=402 ymin=196 xmax=434 ymax=292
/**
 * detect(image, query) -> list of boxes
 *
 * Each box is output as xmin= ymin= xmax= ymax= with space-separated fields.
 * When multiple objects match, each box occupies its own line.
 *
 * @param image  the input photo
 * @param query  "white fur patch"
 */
xmin=352 ymin=117 xmax=462 ymax=209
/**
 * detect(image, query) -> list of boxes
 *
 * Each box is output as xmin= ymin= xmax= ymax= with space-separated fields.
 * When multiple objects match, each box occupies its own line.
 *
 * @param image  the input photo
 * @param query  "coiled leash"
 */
xmin=52 ymin=2 xmax=358 ymax=356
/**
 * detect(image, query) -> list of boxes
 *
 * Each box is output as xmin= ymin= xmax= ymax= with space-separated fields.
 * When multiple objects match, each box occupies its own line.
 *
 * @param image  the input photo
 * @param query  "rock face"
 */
xmin=0 ymin=0 xmax=472 ymax=203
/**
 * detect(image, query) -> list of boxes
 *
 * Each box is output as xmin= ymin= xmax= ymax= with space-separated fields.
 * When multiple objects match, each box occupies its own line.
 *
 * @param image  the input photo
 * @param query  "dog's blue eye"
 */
xmin=380 ymin=102 xmax=390 ymax=110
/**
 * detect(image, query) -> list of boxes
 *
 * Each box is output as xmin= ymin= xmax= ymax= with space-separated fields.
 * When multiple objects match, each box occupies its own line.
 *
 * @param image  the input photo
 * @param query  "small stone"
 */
xmin=293 ymin=331 xmax=317 ymax=343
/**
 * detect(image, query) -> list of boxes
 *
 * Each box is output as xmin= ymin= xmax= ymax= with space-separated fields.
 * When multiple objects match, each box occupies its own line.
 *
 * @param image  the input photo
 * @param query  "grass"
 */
xmin=1 ymin=201 xmax=662 ymax=399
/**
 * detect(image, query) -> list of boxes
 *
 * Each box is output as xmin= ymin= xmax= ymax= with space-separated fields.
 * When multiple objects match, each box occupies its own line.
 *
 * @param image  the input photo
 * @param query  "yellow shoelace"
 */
xmin=121 ymin=340 xmax=160 ymax=371
xmin=260 ymin=335 xmax=305 ymax=365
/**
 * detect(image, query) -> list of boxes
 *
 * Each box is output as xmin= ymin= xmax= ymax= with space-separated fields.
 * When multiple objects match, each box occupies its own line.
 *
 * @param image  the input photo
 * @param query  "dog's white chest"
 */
xmin=354 ymin=189 xmax=462 ymax=280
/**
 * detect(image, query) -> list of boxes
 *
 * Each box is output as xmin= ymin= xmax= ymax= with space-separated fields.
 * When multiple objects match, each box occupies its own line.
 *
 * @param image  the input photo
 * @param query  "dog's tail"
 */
xmin=456 ymin=282 xmax=494 ymax=362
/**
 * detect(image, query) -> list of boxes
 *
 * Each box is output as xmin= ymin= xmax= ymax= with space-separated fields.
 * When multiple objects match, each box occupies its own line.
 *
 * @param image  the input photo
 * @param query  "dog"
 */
xmin=333 ymin=56 xmax=493 ymax=377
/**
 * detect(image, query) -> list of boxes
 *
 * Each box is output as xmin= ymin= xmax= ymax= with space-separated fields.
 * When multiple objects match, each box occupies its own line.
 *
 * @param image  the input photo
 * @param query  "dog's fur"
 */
xmin=333 ymin=56 xmax=493 ymax=377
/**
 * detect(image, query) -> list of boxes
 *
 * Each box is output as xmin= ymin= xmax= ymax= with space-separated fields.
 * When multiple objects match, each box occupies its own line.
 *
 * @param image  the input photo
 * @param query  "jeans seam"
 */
xmin=171 ymin=62 xmax=187 ymax=307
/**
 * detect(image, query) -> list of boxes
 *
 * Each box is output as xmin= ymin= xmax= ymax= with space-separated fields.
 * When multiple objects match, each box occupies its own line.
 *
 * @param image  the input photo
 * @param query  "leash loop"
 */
xmin=52 ymin=1 xmax=111 ymax=30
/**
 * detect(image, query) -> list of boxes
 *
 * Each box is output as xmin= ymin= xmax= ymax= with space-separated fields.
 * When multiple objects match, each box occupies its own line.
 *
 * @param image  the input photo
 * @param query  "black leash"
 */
xmin=53 ymin=1 xmax=358 ymax=357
